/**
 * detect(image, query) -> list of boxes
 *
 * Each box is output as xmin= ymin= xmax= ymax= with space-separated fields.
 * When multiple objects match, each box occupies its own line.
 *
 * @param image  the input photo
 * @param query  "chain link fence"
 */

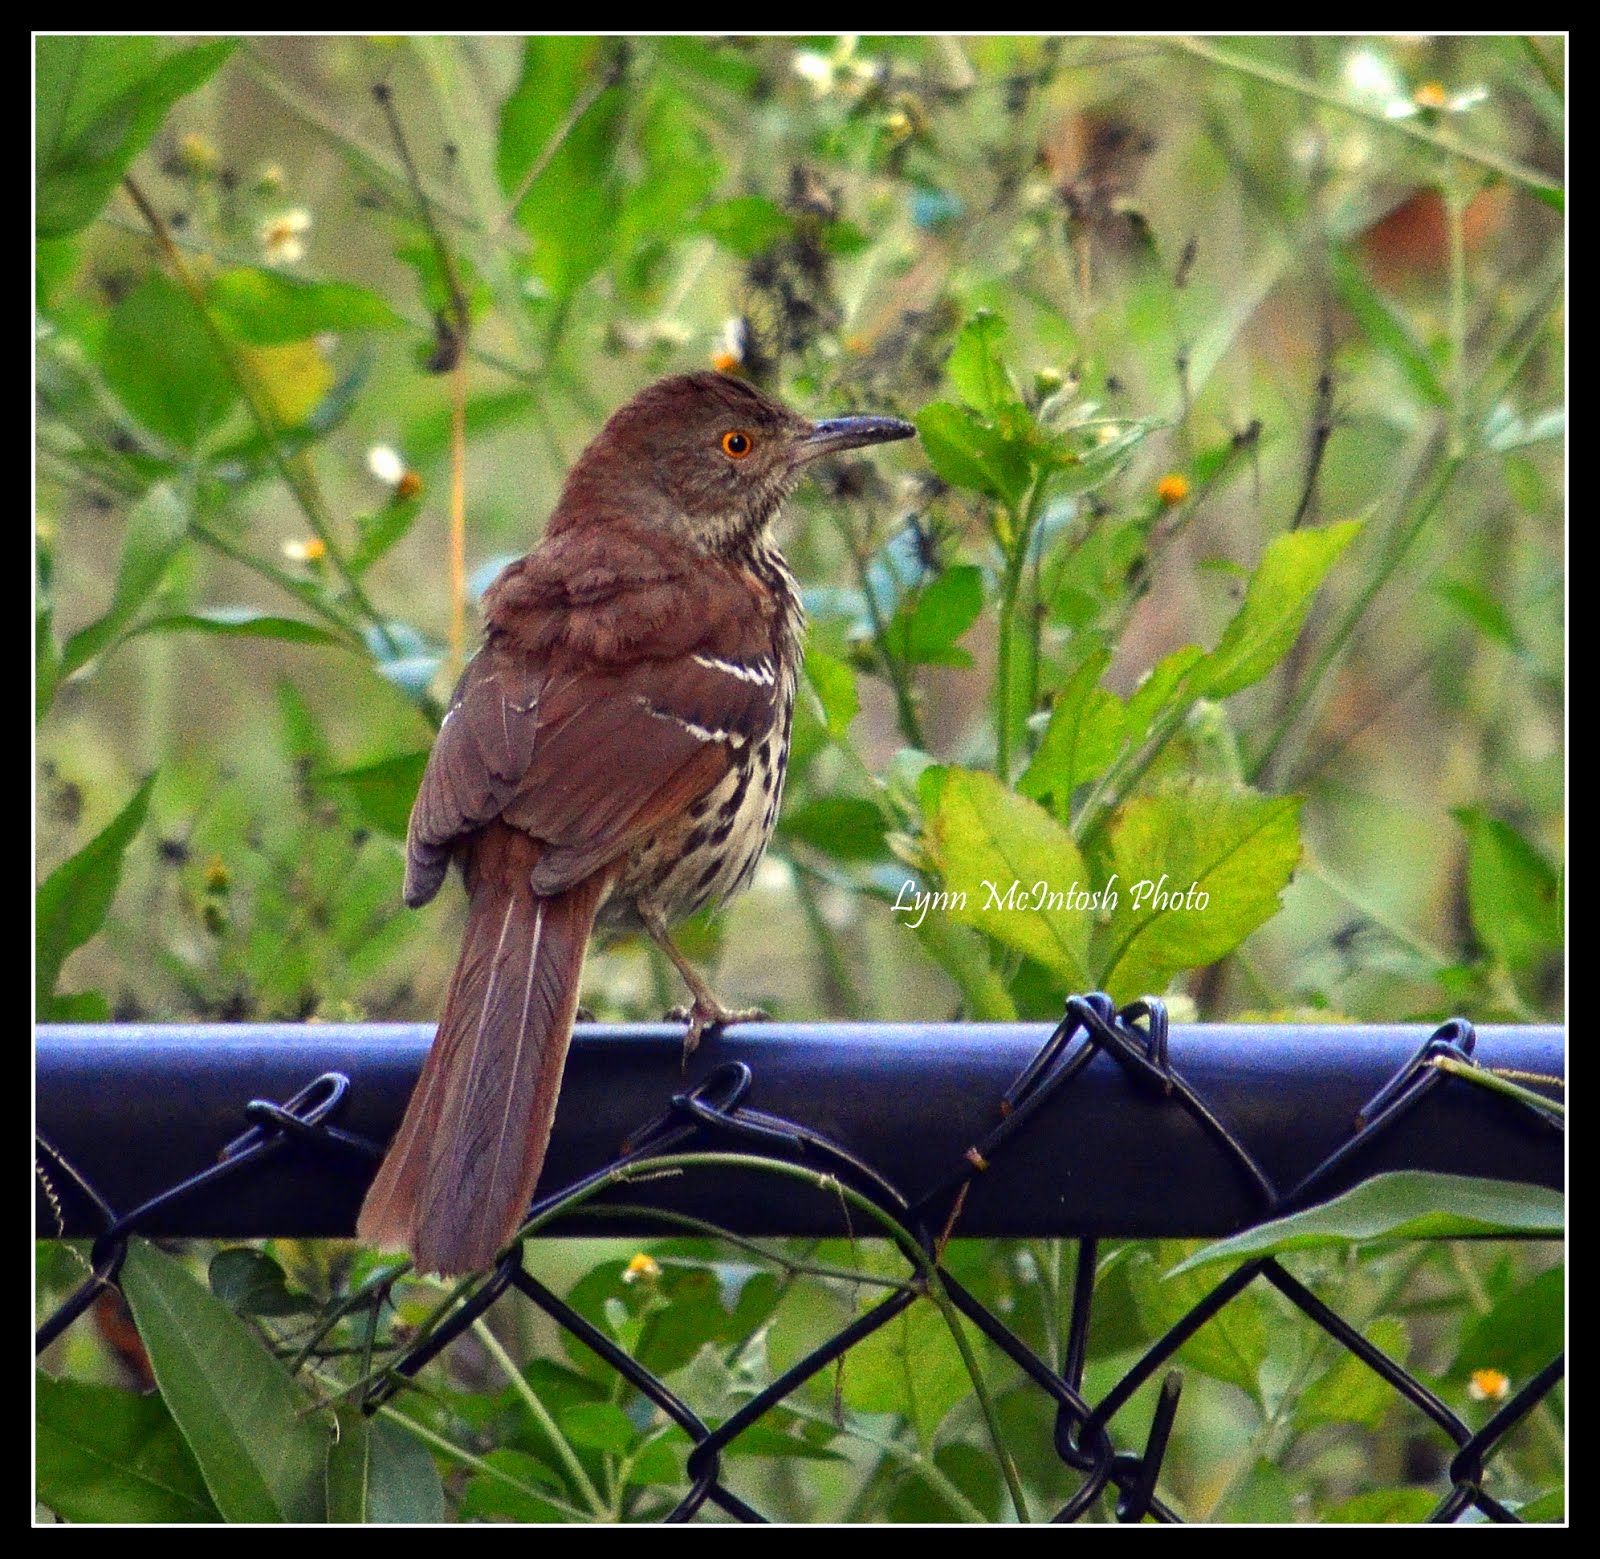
xmin=37 ymin=995 xmax=1564 ymax=1522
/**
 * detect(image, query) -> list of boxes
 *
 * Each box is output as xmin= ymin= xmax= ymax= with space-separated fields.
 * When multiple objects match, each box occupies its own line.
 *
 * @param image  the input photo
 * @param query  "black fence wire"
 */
xmin=36 ymin=996 xmax=1564 ymax=1523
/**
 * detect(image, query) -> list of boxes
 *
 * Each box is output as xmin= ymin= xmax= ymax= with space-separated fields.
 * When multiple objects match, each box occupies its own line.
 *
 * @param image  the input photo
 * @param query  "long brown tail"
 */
xmin=358 ymin=825 xmax=609 ymax=1276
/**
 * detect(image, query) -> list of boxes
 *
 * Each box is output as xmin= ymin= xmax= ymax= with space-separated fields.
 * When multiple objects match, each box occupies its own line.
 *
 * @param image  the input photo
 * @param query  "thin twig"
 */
xmin=473 ymin=1317 xmax=611 ymax=1519
xmin=1169 ymin=37 xmax=1563 ymax=206
xmin=370 ymin=82 xmax=474 ymax=675
xmin=121 ymin=176 xmax=402 ymax=661
xmin=494 ymin=50 xmax=625 ymax=238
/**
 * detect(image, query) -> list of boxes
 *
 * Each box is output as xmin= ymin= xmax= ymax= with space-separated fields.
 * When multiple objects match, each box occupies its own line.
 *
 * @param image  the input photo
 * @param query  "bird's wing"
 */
xmin=404 ymin=537 xmax=784 ymax=907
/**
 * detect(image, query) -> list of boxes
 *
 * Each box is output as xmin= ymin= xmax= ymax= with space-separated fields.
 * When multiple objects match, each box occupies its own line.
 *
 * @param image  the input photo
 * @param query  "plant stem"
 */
xmin=1248 ymin=448 xmax=1465 ymax=785
xmin=184 ymin=521 xmax=364 ymax=646
xmin=374 ymin=1399 xmax=590 ymax=1521
xmin=1168 ymin=37 xmax=1562 ymax=207
xmin=241 ymin=43 xmax=486 ymax=234
xmin=922 ymin=1271 xmax=1031 ymax=1522
xmin=996 ymin=470 xmax=1059 ymax=781
xmin=122 ymin=177 xmax=402 ymax=661
xmin=1519 ymin=35 xmax=1564 ymax=98
xmin=782 ymin=1398 xmax=991 ymax=1523
xmin=472 ymin=1316 xmax=611 ymax=1519
xmin=1445 ymin=171 xmax=1471 ymax=459
xmin=849 ymin=519 xmax=926 ymax=748
xmin=1432 ymin=1056 xmax=1564 ymax=1121
xmin=794 ymin=868 xmax=866 ymax=1019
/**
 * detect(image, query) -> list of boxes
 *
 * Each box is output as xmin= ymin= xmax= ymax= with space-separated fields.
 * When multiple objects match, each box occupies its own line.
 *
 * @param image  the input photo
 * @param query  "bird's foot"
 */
xmin=665 ymin=1001 xmax=771 ymax=1069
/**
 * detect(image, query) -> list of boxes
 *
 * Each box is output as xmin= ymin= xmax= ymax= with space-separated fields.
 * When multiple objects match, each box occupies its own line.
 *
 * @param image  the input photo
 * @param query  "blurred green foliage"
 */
xmin=36 ymin=35 xmax=1562 ymax=1523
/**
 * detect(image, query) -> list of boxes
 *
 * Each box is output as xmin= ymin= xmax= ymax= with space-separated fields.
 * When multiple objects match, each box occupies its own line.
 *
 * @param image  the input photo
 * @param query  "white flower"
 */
xmin=1344 ymin=48 xmax=1407 ymax=107
xmin=1342 ymin=48 xmax=1488 ymax=120
xmin=1388 ymin=81 xmax=1490 ymax=119
xmin=1467 ymin=1368 xmax=1511 ymax=1402
xmin=791 ymin=35 xmax=876 ymax=99
xmin=367 ymin=445 xmax=406 ymax=487
xmin=792 ymin=50 xmax=835 ymax=95
xmin=259 ymin=208 xmax=311 ymax=266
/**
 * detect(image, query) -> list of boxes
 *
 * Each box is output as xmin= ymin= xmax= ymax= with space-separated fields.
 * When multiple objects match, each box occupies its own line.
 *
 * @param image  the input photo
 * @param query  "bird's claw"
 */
xmin=666 ymin=1001 xmax=770 ymax=1069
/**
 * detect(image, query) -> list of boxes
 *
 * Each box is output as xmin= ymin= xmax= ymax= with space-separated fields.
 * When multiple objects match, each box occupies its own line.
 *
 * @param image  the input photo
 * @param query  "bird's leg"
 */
xmin=640 ymin=908 xmax=769 ymax=1065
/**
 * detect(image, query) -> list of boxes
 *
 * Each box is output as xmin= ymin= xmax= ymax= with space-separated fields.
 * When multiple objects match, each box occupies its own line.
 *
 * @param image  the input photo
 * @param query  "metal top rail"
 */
xmin=36 ymin=1018 xmax=1563 ymax=1242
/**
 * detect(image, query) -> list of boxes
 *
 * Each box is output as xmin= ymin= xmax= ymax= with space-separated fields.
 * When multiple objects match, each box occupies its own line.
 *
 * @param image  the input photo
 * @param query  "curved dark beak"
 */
xmin=799 ymin=414 xmax=917 ymax=462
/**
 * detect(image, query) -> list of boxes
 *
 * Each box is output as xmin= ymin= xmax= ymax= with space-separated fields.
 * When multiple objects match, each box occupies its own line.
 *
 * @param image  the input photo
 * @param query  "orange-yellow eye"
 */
xmin=721 ymin=430 xmax=754 ymax=459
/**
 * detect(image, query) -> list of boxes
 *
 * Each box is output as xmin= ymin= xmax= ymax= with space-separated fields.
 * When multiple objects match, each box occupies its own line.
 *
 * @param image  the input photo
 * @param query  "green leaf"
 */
xmin=1500 ymin=451 xmax=1547 ymax=513
xmin=1124 ymin=646 xmax=1206 ymax=747
xmin=559 ymin=1401 xmax=635 ymax=1454
xmin=612 ymin=95 xmax=722 ymax=283
xmin=37 ymin=235 xmax=80 ymax=310
xmin=1047 ymin=417 xmax=1163 ymax=497
xmin=1434 ymin=580 xmax=1519 ymax=648
xmin=804 ymin=646 xmax=860 ymax=739
xmin=1483 ymin=403 xmax=1564 ymax=453
xmin=498 ymin=38 xmax=624 ymax=300
xmin=351 ymin=497 xmax=426 ymax=576
xmin=915 ymin=401 xmax=1029 ymax=506
xmin=695 ymin=195 xmax=794 ymax=256
xmin=1519 ymin=1487 xmax=1565 ymax=1523
xmin=459 ymin=1449 xmax=567 ymax=1522
xmin=1018 ymin=649 xmax=1127 ymax=815
xmin=625 ymin=1433 xmax=683 ymax=1486
xmin=1332 ymin=249 xmax=1449 ymax=407
xmin=926 ymin=767 xmax=1093 ymax=989
xmin=101 ymin=272 xmax=237 ymax=447
xmin=782 ymin=797 xmax=887 ymax=860
xmin=907 ymin=915 xmax=1018 ymax=1019
xmin=118 ymin=1240 xmax=328 ymax=1522
xmin=657 ymin=36 xmax=764 ymax=94
xmin=1097 ymin=781 xmax=1302 ymax=1002
xmin=1126 ymin=1241 xmax=1271 ymax=1398
xmin=1450 ymin=1266 xmax=1563 ymax=1385
xmin=717 ymin=1418 xmax=846 ymax=1461
xmin=1212 ymin=1458 xmax=1296 ymax=1523
xmin=1453 ymin=809 xmax=1561 ymax=971
xmin=945 ymin=309 xmax=1025 ymax=420
xmin=47 ymin=991 xmax=112 ymax=1020
xmin=1196 ymin=520 xmax=1363 ymax=699
xmin=902 ymin=1442 xmax=1002 ymax=1521
xmin=210 ymin=269 xmax=403 ymax=345
xmin=1168 ymin=1173 xmax=1564 ymax=1276
xmin=37 ymin=600 xmax=59 ymax=721
xmin=60 ymin=483 xmax=190 ymax=679
xmin=314 ymin=752 xmax=428 ymax=841
xmin=326 ymin=1412 xmax=445 ymax=1524
xmin=883 ymin=565 xmax=983 ymax=667
xmin=276 ymin=678 xmax=331 ymax=766
xmin=1297 ymin=1317 xmax=1410 ymax=1430
xmin=36 ymin=1372 xmax=219 ymax=1523
xmin=132 ymin=609 xmax=342 ymax=647
xmin=36 ymin=773 xmax=156 ymax=1010
xmin=634 ymin=1267 xmax=731 ymax=1375
xmin=36 ymin=38 xmax=236 ymax=237
xmin=1326 ymin=1488 xmax=1441 ymax=1522
xmin=207 ymin=1249 xmax=315 ymax=1318
xmin=841 ymin=1297 xmax=971 ymax=1448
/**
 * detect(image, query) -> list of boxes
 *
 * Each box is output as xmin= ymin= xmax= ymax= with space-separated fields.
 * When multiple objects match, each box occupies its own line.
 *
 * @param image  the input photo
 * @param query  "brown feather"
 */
xmin=360 ymin=826 xmax=614 ymax=1275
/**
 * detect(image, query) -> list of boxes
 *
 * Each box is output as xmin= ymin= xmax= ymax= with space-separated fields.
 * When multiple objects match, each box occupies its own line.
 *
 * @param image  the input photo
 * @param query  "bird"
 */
xmin=357 ymin=371 xmax=915 ymax=1275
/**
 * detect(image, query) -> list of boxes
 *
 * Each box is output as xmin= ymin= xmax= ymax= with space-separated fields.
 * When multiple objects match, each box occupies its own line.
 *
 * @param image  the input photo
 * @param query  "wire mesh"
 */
xmin=36 ymin=994 xmax=1564 ymax=1523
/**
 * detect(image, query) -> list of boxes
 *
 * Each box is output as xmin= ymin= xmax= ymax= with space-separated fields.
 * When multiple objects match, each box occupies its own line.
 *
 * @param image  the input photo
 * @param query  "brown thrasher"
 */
xmin=358 ymin=372 xmax=914 ymax=1274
